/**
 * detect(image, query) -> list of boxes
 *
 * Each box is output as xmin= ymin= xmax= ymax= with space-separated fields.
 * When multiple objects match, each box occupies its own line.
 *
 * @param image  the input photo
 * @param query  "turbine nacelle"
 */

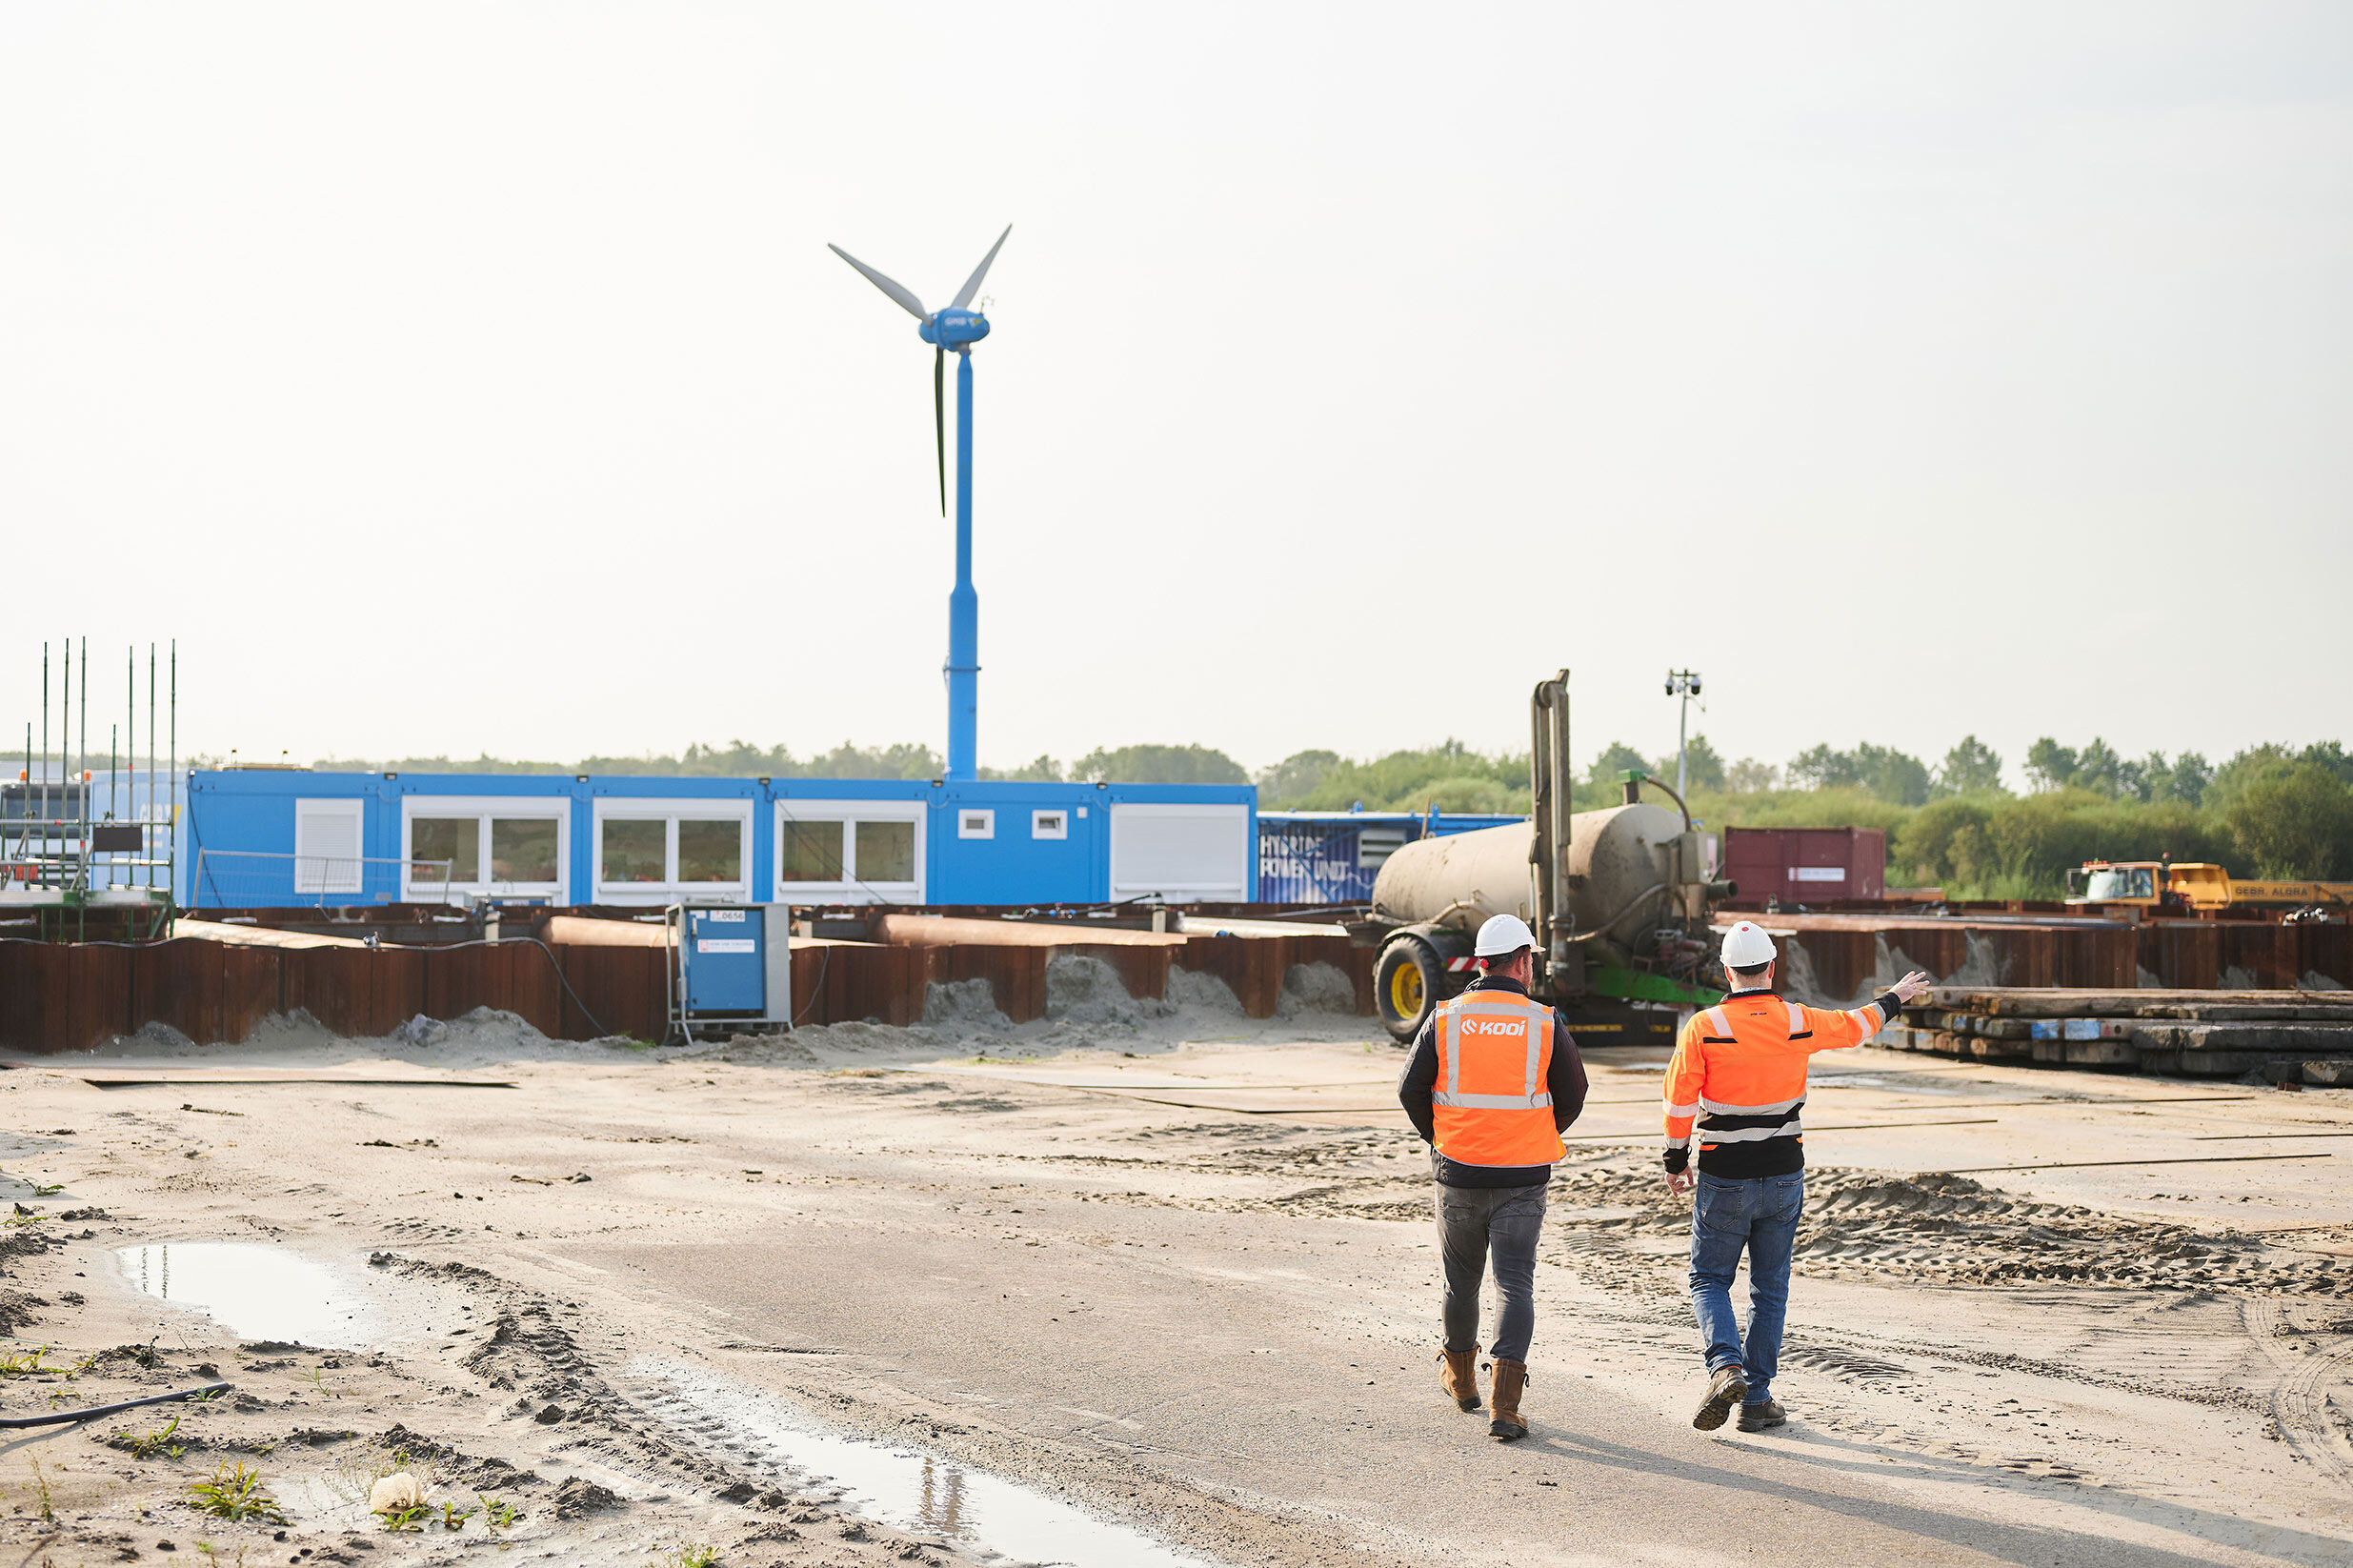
xmin=920 ymin=308 xmax=990 ymax=350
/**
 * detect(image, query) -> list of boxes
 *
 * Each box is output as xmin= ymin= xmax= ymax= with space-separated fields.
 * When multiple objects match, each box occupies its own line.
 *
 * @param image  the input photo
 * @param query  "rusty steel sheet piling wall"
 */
xmin=2 ymin=914 xmax=2337 ymax=1054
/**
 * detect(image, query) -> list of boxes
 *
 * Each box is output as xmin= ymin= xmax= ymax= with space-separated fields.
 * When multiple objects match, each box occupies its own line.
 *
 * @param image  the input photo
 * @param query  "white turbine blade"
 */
xmin=828 ymin=244 xmax=929 ymax=321
xmin=949 ymin=224 xmax=1012 ymax=311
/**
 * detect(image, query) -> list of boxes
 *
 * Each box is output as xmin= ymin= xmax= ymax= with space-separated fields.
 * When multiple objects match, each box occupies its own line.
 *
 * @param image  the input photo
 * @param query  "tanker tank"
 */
xmin=1369 ymin=802 xmax=1689 ymax=941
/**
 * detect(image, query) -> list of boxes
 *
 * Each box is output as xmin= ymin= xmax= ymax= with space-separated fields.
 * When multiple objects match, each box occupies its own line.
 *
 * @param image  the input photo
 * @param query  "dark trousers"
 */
xmin=1435 ymin=1181 xmax=1547 ymax=1363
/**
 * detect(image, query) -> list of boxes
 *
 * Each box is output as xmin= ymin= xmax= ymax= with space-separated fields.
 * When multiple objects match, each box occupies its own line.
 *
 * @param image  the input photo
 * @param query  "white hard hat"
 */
xmin=1474 ymin=913 xmax=1537 ymax=957
xmin=1720 ymin=920 xmax=1777 ymax=969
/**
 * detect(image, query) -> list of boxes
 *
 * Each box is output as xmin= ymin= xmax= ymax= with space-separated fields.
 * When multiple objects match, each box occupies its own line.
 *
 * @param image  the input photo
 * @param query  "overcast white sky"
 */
xmin=4 ymin=3 xmax=2346 ymax=785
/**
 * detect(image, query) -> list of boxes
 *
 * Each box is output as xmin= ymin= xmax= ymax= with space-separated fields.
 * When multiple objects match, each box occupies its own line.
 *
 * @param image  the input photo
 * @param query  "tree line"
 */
xmin=312 ymin=740 xmax=1249 ymax=788
xmin=312 ymin=732 xmax=2353 ymax=891
xmin=1246 ymin=734 xmax=2353 ymax=892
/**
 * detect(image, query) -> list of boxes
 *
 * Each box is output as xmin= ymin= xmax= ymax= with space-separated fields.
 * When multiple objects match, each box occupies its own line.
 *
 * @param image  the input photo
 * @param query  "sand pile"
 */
xmin=1276 ymin=961 xmax=1357 ymax=1018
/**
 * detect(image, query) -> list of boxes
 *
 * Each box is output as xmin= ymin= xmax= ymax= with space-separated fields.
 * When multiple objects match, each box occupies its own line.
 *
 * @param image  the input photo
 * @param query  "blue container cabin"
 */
xmin=1256 ymin=810 xmax=1525 ymax=904
xmin=183 ymin=770 xmax=1257 ymax=910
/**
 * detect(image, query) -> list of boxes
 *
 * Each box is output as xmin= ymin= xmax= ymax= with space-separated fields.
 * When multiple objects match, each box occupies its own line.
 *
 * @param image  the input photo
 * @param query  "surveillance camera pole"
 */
xmin=1665 ymin=669 xmax=1703 ymax=798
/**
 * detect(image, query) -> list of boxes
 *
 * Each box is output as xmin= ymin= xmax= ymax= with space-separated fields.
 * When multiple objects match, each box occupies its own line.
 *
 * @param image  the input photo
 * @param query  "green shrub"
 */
xmin=2227 ymin=764 xmax=2353 ymax=879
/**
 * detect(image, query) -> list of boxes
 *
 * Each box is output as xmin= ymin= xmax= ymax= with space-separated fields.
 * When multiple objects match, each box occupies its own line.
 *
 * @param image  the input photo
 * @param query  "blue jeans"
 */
xmin=1435 ymin=1181 xmax=1547 ymax=1362
xmin=1688 ymin=1170 xmax=1804 ymax=1404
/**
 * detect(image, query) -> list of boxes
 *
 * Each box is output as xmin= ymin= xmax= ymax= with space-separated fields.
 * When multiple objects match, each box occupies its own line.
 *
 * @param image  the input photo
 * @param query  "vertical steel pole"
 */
xmin=77 ymin=636 xmax=88 ymax=917
xmin=148 ymin=644 xmax=156 ymax=890
xmin=60 ymin=638 xmax=70 ymax=844
xmin=40 ymin=641 xmax=49 ymax=861
xmin=944 ymin=349 xmax=979 ymax=780
xmin=1677 ymin=688 xmax=1689 ymax=800
xmin=169 ymin=640 xmax=177 ymax=902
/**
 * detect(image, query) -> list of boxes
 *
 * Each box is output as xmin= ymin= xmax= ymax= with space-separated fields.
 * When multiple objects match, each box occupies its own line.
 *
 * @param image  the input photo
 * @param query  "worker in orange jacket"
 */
xmin=1398 ymin=913 xmax=1588 ymax=1442
xmin=1663 ymin=920 xmax=1932 ymax=1433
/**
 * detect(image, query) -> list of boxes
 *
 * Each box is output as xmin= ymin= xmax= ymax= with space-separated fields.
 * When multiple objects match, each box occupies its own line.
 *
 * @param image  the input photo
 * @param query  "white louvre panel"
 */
xmin=1357 ymin=827 xmax=1409 ymax=871
xmin=1108 ymin=804 xmax=1249 ymax=901
xmin=293 ymin=799 xmax=365 ymax=895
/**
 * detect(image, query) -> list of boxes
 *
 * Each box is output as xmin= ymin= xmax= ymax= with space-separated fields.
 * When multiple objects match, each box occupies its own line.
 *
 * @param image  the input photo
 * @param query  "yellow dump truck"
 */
xmin=2065 ymin=860 xmax=2353 ymax=912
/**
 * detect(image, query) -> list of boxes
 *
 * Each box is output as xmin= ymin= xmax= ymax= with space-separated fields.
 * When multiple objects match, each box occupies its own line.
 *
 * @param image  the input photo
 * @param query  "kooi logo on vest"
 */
xmin=1461 ymin=1018 xmax=1526 ymax=1037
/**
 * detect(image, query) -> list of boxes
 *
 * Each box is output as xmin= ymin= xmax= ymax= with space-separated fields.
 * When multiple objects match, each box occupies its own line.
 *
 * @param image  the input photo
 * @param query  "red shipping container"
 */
xmin=1721 ymin=826 xmax=1885 ymax=905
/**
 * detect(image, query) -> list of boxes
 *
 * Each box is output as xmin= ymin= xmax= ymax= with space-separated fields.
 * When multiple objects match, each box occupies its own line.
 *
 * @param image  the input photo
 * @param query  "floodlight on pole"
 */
xmin=1666 ymin=669 xmax=1704 ymax=797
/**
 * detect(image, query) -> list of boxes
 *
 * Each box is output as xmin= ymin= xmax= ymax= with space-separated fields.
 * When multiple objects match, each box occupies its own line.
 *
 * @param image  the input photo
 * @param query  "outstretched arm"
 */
xmin=1802 ymin=970 xmax=1935 ymax=1053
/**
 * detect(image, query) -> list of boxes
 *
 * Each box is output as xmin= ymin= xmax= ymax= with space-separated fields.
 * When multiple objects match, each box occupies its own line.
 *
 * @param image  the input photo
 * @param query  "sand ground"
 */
xmin=0 ymin=998 xmax=2347 ymax=1567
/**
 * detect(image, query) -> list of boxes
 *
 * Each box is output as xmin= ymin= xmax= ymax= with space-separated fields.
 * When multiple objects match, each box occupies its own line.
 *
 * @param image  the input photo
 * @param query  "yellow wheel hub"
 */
xmin=1389 ymin=958 xmax=1425 ymax=1020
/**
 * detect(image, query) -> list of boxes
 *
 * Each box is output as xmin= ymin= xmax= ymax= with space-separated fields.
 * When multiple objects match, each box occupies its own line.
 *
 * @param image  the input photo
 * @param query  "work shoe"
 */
xmin=1737 ymin=1400 xmax=1786 ymax=1433
xmin=1692 ymin=1365 xmax=1748 ymax=1431
xmin=1487 ymin=1358 xmax=1529 ymax=1441
xmin=1438 ymin=1349 xmax=1481 ymax=1412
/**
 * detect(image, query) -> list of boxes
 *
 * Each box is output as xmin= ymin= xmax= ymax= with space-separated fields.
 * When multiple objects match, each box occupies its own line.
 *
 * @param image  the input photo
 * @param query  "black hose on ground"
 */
xmin=0 ymin=1379 xmax=232 ymax=1429
xmin=427 ymin=936 xmax=610 ymax=1040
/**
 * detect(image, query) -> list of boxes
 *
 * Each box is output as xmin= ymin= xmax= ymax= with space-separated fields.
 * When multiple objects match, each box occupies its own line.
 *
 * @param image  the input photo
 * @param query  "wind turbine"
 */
xmin=828 ymin=225 xmax=1012 ymax=784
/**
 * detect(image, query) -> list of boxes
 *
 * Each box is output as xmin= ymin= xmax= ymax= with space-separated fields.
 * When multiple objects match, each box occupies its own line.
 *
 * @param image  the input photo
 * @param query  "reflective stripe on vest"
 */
xmin=1433 ymin=998 xmax=1553 ymax=1109
xmin=1432 ymin=991 xmax=1563 ymax=1167
xmin=1689 ymin=993 xmax=1816 ymax=1150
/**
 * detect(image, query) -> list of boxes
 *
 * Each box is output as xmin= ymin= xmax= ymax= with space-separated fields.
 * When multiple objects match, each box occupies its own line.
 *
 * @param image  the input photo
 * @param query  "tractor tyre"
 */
xmin=1375 ymin=935 xmax=1443 ymax=1044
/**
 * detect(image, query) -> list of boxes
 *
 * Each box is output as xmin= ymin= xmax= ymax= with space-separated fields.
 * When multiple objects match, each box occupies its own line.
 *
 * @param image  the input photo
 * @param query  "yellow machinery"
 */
xmin=2065 ymin=860 xmax=2352 ymax=912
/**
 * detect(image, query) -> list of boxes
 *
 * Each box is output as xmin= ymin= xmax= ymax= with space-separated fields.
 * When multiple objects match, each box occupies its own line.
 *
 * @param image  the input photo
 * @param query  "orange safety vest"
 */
xmin=1661 ymin=991 xmax=1888 ymax=1161
xmin=1432 ymin=989 xmax=1565 ymax=1167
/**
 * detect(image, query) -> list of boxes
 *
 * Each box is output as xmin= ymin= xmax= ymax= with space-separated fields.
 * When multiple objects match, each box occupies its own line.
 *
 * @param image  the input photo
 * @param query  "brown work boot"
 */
xmin=1438 ymin=1348 xmax=1481 ymax=1411
xmin=1693 ymin=1364 xmax=1747 ymax=1431
xmin=1487 ymin=1357 xmax=1529 ymax=1440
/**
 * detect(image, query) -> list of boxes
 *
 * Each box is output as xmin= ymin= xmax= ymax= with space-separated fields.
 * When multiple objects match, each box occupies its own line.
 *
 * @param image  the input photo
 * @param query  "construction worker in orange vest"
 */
xmin=1664 ymin=920 xmax=1933 ymax=1433
xmin=1398 ymin=913 xmax=1588 ymax=1441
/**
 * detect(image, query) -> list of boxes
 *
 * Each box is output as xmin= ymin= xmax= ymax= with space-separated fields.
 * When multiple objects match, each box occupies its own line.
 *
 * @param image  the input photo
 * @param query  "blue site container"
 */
xmin=184 ymin=770 xmax=1257 ymax=909
xmin=1256 ymin=810 xmax=1525 ymax=904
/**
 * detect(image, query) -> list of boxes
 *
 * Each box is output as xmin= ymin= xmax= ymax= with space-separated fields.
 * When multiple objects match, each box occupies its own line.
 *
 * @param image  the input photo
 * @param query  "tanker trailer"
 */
xmin=1351 ymin=671 xmax=1738 ymax=1043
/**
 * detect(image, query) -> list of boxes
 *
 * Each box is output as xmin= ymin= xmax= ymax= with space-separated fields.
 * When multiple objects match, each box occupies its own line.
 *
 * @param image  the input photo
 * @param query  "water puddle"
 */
xmin=635 ymin=1361 xmax=1210 ymax=1567
xmin=116 ymin=1242 xmax=380 ymax=1347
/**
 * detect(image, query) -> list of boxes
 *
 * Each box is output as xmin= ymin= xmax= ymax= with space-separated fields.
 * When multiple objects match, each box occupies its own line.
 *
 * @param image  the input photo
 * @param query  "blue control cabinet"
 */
xmin=668 ymin=903 xmax=794 ymax=1041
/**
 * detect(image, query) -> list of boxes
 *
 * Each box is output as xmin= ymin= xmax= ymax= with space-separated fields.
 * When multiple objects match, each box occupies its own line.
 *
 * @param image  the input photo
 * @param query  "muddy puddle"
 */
xmin=637 ymin=1361 xmax=1210 ymax=1567
xmin=115 ymin=1242 xmax=381 ymax=1347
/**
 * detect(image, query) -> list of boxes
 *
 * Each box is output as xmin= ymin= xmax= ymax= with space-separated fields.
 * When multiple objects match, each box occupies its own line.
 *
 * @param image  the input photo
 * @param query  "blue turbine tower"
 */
xmin=829 ymin=226 xmax=1012 ymax=783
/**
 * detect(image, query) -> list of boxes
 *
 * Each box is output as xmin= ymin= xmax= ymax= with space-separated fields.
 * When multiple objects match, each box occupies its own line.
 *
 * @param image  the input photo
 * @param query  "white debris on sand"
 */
xmin=369 ymin=1471 xmax=430 ymax=1515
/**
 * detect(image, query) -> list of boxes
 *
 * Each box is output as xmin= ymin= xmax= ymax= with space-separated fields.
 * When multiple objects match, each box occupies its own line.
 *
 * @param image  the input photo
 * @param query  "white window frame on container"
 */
xmin=774 ymin=799 xmax=926 ymax=905
xmin=292 ymin=798 xmax=367 ymax=895
xmin=399 ymin=795 xmax=570 ymax=904
xmin=1031 ymin=808 xmax=1068 ymax=841
xmin=957 ymin=808 xmax=995 ymax=840
xmin=592 ymin=797 xmax=754 ymax=905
